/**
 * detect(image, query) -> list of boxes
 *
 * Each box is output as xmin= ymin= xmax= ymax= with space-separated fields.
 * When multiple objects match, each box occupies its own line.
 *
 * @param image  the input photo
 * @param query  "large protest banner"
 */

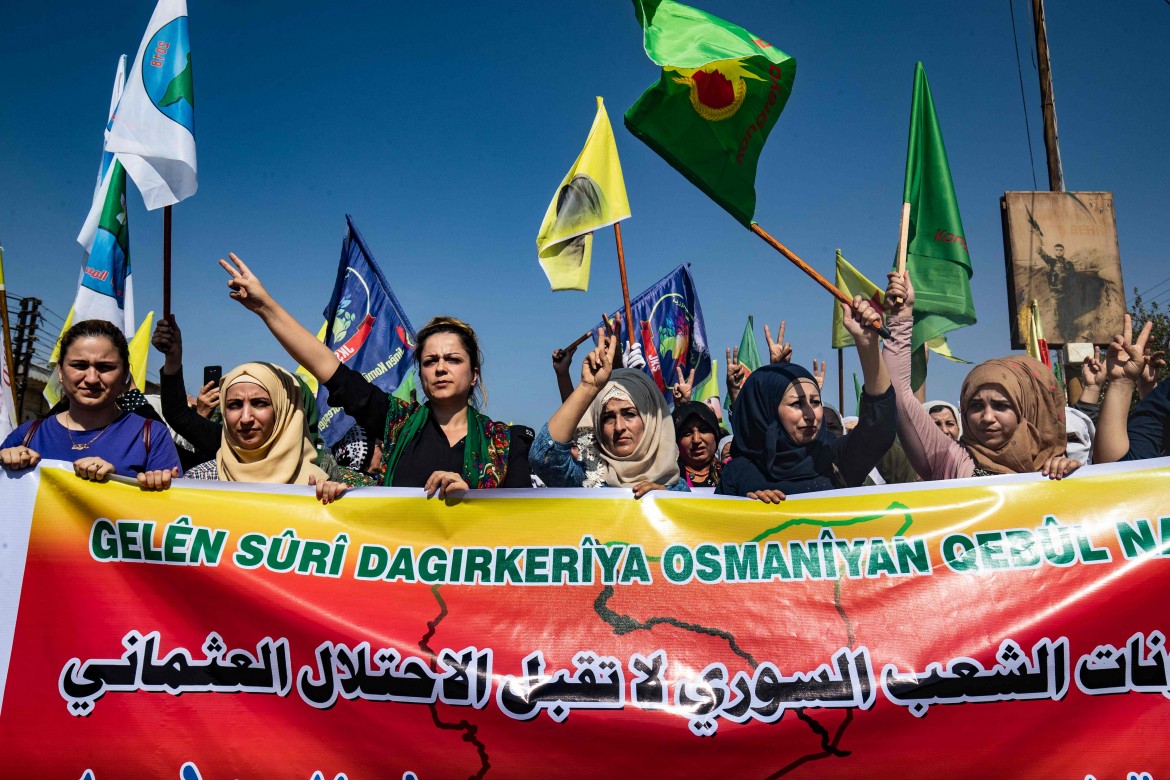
xmin=1 ymin=460 xmax=1168 ymax=777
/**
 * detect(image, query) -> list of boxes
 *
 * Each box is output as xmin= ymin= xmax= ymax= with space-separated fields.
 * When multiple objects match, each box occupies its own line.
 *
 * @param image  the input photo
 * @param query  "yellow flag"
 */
xmin=294 ymin=322 xmax=328 ymax=396
xmin=128 ymin=311 xmax=154 ymax=392
xmin=42 ymin=306 xmax=77 ymax=406
xmin=1023 ymin=299 xmax=1047 ymax=364
xmin=536 ymin=97 xmax=631 ymax=291
xmin=831 ymin=250 xmax=884 ymax=349
xmin=831 ymin=250 xmax=971 ymax=365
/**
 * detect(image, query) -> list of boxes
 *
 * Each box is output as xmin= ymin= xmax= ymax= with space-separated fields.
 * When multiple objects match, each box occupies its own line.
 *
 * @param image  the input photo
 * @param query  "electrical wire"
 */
xmin=1008 ymin=0 xmax=1040 ymax=190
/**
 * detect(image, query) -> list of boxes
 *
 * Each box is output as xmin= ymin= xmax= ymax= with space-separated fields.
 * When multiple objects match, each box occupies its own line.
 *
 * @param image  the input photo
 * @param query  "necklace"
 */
xmin=63 ymin=412 xmax=114 ymax=451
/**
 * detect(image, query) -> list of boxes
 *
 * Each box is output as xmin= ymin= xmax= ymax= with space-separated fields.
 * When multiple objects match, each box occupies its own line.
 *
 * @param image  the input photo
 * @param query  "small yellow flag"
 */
xmin=42 ymin=307 xmax=77 ymax=406
xmin=294 ymin=322 xmax=328 ymax=396
xmin=128 ymin=311 xmax=154 ymax=392
xmin=536 ymin=97 xmax=631 ymax=291
xmin=831 ymin=251 xmax=885 ymax=349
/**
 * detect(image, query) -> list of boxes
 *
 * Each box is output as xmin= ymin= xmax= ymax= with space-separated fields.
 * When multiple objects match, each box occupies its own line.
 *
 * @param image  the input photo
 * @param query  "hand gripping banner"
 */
xmin=1 ymin=460 xmax=1168 ymax=777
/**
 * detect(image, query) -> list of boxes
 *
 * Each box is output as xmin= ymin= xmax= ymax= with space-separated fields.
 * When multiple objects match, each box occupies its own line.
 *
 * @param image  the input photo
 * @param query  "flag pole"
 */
xmin=162 ymin=205 xmax=173 ymax=318
xmin=891 ymin=201 xmax=911 ymax=305
xmin=749 ymin=223 xmax=891 ymax=339
xmin=837 ymin=348 xmax=844 ymax=412
xmin=613 ymin=223 xmax=635 ymax=347
xmin=563 ymin=330 xmax=593 ymax=352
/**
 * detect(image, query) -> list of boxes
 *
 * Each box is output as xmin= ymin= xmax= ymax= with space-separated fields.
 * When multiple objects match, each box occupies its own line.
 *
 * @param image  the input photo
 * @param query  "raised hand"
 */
xmin=551 ymin=345 xmax=576 ymax=375
xmin=151 ymin=314 xmax=181 ymax=358
xmin=1139 ymin=348 xmax=1166 ymax=399
xmin=842 ymin=295 xmax=883 ymax=350
xmin=1080 ymin=346 xmax=1105 ymax=388
xmin=1104 ymin=313 xmax=1152 ymax=384
xmin=672 ymin=365 xmax=696 ymax=404
xmin=623 ymin=342 xmax=647 ymax=370
xmin=811 ymin=358 xmax=826 ymax=389
xmin=726 ymin=346 xmax=747 ymax=387
xmin=196 ymin=381 xmax=221 ymax=418
xmin=764 ymin=320 xmax=792 ymax=364
xmin=581 ymin=329 xmax=618 ymax=391
xmin=885 ymin=271 xmax=914 ymax=317
xmin=726 ymin=345 xmax=748 ymax=404
xmin=219 ymin=253 xmax=273 ymax=314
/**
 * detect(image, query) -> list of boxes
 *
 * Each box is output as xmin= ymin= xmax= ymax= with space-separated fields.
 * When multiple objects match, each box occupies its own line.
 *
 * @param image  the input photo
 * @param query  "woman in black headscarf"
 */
xmin=717 ymin=297 xmax=896 ymax=501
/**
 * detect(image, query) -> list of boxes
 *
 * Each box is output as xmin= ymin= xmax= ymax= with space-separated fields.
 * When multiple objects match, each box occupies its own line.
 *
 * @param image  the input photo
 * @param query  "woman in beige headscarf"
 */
xmin=884 ymin=271 xmax=1080 ymax=480
xmin=185 ymin=362 xmax=348 ymax=503
xmin=530 ymin=330 xmax=685 ymax=496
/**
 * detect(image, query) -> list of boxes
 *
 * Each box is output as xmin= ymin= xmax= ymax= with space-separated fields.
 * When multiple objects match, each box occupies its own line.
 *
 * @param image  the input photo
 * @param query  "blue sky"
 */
xmin=2 ymin=0 xmax=1168 ymax=426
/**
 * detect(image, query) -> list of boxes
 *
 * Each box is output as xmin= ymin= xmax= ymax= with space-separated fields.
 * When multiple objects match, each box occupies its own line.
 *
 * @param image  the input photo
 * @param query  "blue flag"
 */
xmin=316 ymin=215 xmax=417 ymax=446
xmin=598 ymin=264 xmax=712 ymax=408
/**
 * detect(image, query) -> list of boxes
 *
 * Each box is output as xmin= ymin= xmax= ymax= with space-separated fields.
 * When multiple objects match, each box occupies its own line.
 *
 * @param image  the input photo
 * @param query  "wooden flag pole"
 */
xmin=563 ymin=330 xmax=593 ymax=352
xmin=749 ymin=223 xmax=891 ymax=339
xmin=837 ymin=348 xmax=844 ymax=412
xmin=162 ymin=205 xmax=173 ymax=318
xmin=613 ymin=223 xmax=635 ymax=347
xmin=892 ymin=201 xmax=911 ymax=305
xmin=896 ymin=202 xmax=911 ymax=274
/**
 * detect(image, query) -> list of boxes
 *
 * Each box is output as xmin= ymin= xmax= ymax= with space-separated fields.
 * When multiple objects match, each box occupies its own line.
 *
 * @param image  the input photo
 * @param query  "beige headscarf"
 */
xmin=959 ymin=356 xmax=1066 ymax=475
xmin=588 ymin=368 xmax=680 ymax=488
xmin=216 ymin=362 xmax=328 ymax=485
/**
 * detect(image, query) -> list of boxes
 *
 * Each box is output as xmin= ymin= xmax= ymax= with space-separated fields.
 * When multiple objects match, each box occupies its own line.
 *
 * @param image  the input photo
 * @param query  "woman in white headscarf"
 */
xmin=923 ymin=399 xmax=962 ymax=442
xmin=530 ymin=330 xmax=686 ymax=497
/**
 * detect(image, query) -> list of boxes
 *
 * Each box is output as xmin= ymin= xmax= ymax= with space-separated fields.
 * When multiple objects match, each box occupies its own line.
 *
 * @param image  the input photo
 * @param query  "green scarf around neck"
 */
xmin=381 ymin=404 xmax=493 ymax=488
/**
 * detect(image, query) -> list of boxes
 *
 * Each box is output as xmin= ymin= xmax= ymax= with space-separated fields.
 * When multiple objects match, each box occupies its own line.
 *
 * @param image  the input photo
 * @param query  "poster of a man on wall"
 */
xmin=1001 ymin=191 xmax=1126 ymax=347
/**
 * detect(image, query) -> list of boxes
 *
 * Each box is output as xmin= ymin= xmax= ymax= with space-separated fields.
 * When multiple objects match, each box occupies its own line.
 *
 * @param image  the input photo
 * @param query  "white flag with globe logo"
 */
xmin=105 ymin=0 xmax=197 ymax=210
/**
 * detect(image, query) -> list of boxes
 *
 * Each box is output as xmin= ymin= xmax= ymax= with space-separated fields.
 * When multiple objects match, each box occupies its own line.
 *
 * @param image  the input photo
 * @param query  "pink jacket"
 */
xmin=883 ymin=315 xmax=975 ymax=480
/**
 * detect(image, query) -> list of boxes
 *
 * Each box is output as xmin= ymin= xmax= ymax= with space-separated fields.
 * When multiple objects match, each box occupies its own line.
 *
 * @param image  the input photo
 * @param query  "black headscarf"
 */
xmin=720 ymin=364 xmax=841 ymax=496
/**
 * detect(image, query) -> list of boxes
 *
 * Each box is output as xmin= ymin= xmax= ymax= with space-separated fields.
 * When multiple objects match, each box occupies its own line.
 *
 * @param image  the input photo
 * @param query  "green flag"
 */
xmin=392 ymin=367 xmax=417 ymax=403
xmin=902 ymin=62 xmax=975 ymax=387
xmin=737 ymin=315 xmax=762 ymax=372
xmin=624 ymin=0 xmax=796 ymax=227
xmin=853 ymin=373 xmax=862 ymax=417
xmin=694 ymin=358 xmax=720 ymax=401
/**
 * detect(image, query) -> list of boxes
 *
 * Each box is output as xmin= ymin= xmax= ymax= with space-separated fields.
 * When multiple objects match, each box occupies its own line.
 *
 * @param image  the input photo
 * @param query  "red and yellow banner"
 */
xmin=1 ymin=460 xmax=1169 ymax=777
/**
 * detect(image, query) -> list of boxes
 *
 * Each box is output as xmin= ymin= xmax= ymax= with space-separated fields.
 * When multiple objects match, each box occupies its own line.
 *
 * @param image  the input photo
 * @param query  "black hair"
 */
xmin=414 ymin=316 xmax=486 ymax=407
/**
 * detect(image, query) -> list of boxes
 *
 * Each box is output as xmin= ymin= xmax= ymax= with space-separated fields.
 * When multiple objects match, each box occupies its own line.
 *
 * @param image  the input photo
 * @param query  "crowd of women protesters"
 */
xmin=6 ymin=259 xmax=1170 ymax=504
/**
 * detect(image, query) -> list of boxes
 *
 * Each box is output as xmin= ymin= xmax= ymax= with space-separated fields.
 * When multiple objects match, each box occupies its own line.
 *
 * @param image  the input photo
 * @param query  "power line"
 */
xmin=1008 ymin=0 xmax=1040 ymax=190
xmin=1135 ymin=274 xmax=1170 ymax=301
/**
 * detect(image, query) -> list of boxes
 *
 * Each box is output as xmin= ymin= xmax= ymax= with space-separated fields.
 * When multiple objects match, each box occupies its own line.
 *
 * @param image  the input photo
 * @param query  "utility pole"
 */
xmin=1032 ymin=0 xmax=1065 ymax=192
xmin=12 ymin=297 xmax=41 ymax=418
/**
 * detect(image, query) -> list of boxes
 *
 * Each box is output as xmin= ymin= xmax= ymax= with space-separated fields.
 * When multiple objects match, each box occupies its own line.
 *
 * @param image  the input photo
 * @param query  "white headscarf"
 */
xmin=1065 ymin=406 xmax=1095 ymax=465
xmin=588 ymin=369 xmax=681 ymax=488
xmin=924 ymin=399 xmax=963 ymax=438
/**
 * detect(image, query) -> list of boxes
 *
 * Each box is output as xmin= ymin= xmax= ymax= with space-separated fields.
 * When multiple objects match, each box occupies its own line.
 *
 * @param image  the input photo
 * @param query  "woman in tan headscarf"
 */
xmin=530 ymin=330 xmax=685 ymax=496
xmin=884 ymin=271 xmax=1080 ymax=480
xmin=186 ymin=363 xmax=348 ymax=503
